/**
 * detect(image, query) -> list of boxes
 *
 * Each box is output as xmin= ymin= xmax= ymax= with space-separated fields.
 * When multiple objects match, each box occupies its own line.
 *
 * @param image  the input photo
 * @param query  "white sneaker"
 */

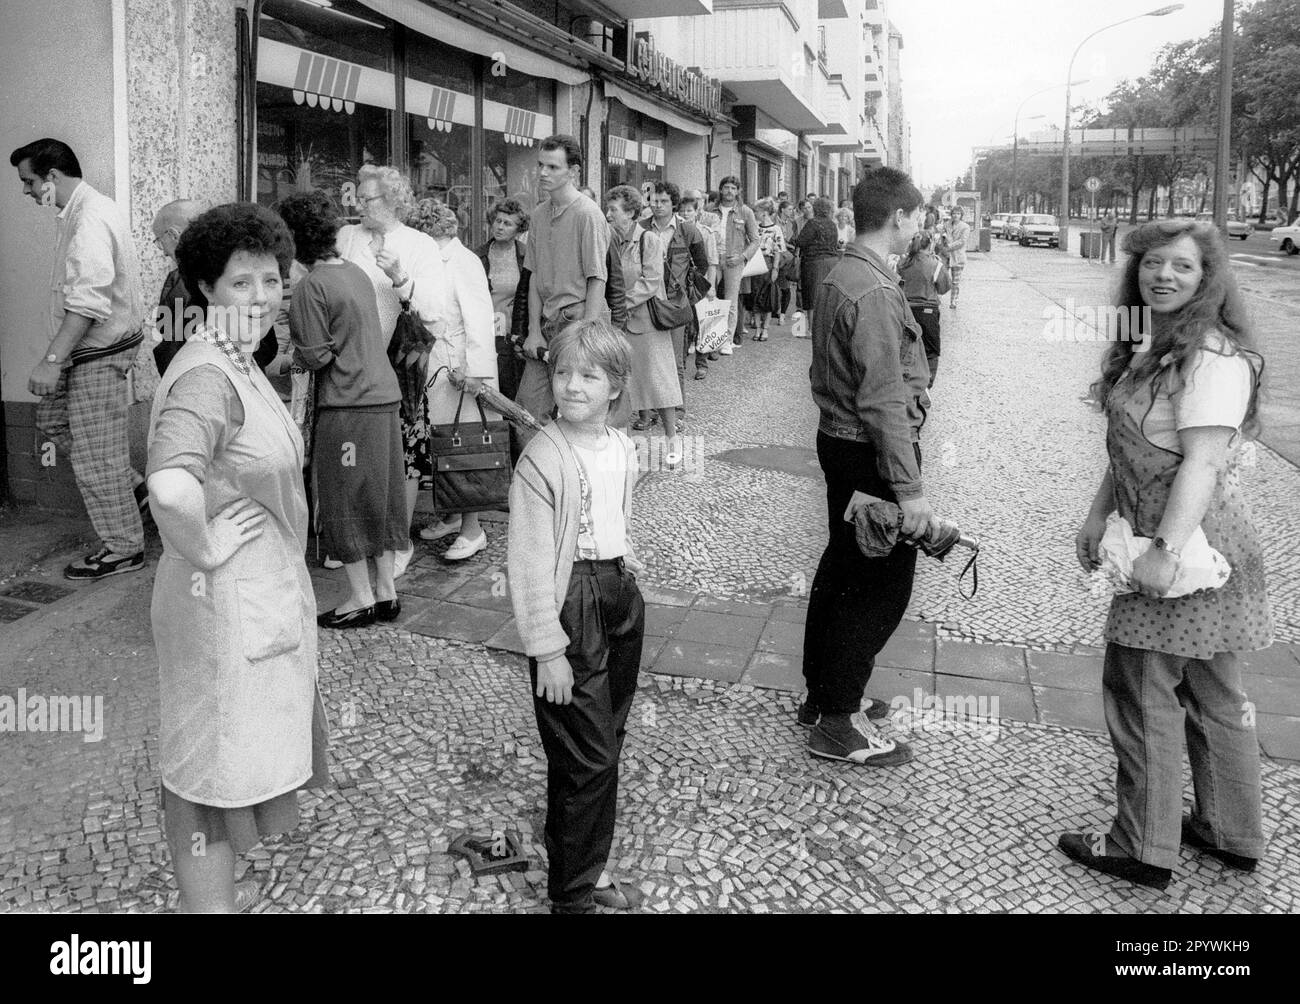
xmin=418 ymin=515 xmax=463 ymax=541
xmin=322 ymin=555 xmax=343 ymax=570
xmin=443 ymin=531 xmax=487 ymax=561
xmin=393 ymin=544 xmax=414 ymax=579
xmin=719 ymin=342 xmax=734 ymax=356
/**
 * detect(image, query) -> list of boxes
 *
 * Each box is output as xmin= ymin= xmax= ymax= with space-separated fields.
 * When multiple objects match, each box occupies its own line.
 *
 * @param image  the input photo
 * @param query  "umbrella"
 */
xmin=851 ymin=492 xmax=981 ymax=598
xmin=442 ymin=367 xmax=542 ymax=431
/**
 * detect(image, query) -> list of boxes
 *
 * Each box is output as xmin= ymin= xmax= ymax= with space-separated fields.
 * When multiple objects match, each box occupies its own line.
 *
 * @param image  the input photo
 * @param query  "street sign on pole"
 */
xmin=1085 ymin=176 xmax=1101 ymax=193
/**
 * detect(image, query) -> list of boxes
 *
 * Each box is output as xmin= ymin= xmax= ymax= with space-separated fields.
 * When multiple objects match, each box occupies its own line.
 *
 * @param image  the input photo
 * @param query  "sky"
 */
xmin=887 ymin=0 xmax=1233 ymax=189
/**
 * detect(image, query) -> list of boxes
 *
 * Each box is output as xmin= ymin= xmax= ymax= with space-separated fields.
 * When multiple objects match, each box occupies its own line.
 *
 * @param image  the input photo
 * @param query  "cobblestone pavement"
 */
xmin=1 ymin=574 xmax=1296 ymax=914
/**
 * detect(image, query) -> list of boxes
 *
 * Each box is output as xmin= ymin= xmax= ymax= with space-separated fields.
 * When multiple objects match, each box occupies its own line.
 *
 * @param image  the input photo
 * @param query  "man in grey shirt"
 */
xmin=516 ymin=135 xmax=609 ymax=427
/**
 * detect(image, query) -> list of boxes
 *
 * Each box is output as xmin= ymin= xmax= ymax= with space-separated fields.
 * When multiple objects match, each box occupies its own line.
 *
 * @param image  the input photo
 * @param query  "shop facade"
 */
xmin=0 ymin=0 xmax=726 ymax=506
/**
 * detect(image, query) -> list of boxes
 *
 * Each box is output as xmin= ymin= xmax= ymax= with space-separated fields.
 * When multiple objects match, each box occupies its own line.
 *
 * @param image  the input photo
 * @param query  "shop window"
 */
xmin=255 ymin=0 xmax=393 ymax=212
xmin=745 ymin=159 xmax=758 ymax=203
xmin=604 ymin=99 xmax=666 ymax=197
xmin=482 ymin=58 xmax=555 ymax=221
xmin=406 ymin=32 xmax=476 ymax=245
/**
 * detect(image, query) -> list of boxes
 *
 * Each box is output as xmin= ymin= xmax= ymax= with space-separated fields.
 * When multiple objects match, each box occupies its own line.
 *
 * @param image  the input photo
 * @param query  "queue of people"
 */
xmin=10 ymin=131 xmax=1275 ymax=913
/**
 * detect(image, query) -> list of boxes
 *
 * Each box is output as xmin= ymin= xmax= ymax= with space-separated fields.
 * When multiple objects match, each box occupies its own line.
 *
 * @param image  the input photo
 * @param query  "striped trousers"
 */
xmin=36 ymin=352 xmax=143 ymax=555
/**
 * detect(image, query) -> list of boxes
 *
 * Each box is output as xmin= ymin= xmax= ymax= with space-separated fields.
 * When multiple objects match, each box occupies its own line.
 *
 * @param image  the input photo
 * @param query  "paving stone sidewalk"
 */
xmin=307 ymin=537 xmax=1300 ymax=764
xmin=1 ymin=550 xmax=1297 ymax=915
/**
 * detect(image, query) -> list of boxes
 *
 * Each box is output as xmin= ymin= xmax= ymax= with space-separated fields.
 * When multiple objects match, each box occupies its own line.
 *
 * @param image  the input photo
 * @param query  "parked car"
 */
xmin=1194 ymin=211 xmax=1251 ymax=240
xmin=1004 ymin=213 xmax=1026 ymax=241
xmin=1270 ymin=223 xmax=1300 ymax=255
xmin=990 ymin=212 xmax=1010 ymax=238
xmin=1018 ymin=213 xmax=1059 ymax=247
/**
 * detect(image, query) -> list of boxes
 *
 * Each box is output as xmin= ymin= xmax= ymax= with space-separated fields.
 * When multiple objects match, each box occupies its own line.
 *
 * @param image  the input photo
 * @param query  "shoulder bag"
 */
xmin=639 ymin=230 xmax=695 ymax=331
xmin=426 ymin=367 xmax=512 ymax=513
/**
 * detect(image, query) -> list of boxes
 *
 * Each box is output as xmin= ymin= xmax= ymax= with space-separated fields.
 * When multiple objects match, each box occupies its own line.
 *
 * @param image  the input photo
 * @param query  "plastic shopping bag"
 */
xmin=694 ymin=298 xmax=732 ymax=354
xmin=1097 ymin=517 xmax=1231 ymax=598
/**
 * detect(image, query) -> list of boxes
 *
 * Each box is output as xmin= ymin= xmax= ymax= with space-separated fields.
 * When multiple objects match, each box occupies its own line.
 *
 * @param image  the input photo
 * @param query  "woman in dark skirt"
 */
xmin=790 ymin=197 xmax=840 ymax=335
xmin=148 ymin=203 xmax=329 ymax=912
xmin=278 ymin=191 xmax=409 ymax=629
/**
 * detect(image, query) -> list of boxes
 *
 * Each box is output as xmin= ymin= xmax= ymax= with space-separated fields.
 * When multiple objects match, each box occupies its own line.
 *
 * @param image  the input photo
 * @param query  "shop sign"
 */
xmin=625 ymin=31 xmax=721 ymax=119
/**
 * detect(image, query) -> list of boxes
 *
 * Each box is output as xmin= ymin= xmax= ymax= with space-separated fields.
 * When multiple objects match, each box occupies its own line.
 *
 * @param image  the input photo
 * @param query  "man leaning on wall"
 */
xmin=11 ymin=137 xmax=148 ymax=579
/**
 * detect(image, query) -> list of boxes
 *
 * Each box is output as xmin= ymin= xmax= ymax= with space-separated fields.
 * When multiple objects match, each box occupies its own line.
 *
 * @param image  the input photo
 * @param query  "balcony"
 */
xmin=595 ymin=0 xmax=713 ymax=17
xmin=812 ymin=75 xmax=855 ymax=149
xmin=682 ymin=1 xmax=828 ymax=132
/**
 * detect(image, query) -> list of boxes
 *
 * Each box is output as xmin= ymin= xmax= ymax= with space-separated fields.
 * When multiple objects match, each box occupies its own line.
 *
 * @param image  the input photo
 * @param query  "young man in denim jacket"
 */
xmin=801 ymin=167 xmax=936 ymax=767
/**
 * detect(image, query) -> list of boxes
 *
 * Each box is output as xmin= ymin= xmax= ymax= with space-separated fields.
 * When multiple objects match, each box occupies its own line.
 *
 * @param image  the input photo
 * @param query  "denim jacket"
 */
xmin=809 ymin=243 xmax=929 ymax=499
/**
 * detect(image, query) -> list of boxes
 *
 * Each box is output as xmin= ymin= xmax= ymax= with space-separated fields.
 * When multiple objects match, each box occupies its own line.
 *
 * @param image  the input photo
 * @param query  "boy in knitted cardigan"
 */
xmin=508 ymin=318 xmax=646 ymax=913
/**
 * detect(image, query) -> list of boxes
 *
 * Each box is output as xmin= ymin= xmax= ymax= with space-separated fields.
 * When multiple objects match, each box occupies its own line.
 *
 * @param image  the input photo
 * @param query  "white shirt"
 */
xmin=571 ymin=432 xmax=629 ymax=559
xmin=1136 ymin=332 xmax=1254 ymax=454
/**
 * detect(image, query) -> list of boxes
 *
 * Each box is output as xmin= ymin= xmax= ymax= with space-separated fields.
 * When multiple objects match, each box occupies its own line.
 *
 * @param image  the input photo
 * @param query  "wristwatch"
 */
xmin=45 ymin=352 xmax=65 ymax=366
xmin=1152 ymin=537 xmax=1182 ymax=558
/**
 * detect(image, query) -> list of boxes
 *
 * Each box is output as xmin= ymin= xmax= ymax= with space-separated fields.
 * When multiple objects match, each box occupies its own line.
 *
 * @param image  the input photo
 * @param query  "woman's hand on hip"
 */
xmin=1129 ymin=547 xmax=1179 ymax=599
xmin=1075 ymin=513 xmax=1108 ymax=572
xmin=200 ymin=498 xmax=268 ymax=570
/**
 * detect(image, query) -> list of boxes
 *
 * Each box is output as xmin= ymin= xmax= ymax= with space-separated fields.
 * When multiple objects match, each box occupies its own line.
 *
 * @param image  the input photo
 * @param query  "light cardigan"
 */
xmin=508 ymin=421 xmax=643 ymax=659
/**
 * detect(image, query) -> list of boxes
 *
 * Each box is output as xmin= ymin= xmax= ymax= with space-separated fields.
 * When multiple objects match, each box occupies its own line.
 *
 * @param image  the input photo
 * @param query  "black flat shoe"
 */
xmin=1181 ymin=816 xmax=1258 ymax=872
xmin=317 ymin=605 xmax=375 ymax=629
xmin=375 ymin=599 xmax=401 ymax=622
xmin=1057 ymin=832 xmax=1172 ymax=891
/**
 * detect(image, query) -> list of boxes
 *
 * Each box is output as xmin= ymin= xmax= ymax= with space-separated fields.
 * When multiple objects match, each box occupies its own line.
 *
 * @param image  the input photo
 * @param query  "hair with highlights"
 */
xmin=1089 ymin=219 xmax=1261 ymax=436
xmin=547 ymin=318 xmax=633 ymax=401
xmin=408 ymin=198 xmax=460 ymax=240
xmin=357 ymin=164 xmax=414 ymax=218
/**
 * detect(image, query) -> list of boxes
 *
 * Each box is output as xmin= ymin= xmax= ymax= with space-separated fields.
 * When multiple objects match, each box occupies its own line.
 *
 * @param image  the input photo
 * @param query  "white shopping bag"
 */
xmin=1097 ymin=517 xmax=1231 ymax=598
xmin=694 ymin=298 xmax=732 ymax=354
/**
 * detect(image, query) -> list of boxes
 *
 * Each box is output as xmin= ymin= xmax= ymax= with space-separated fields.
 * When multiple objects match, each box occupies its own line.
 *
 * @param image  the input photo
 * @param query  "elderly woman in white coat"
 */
xmin=337 ymin=165 xmax=444 ymax=576
xmin=409 ymin=199 xmax=500 ymax=560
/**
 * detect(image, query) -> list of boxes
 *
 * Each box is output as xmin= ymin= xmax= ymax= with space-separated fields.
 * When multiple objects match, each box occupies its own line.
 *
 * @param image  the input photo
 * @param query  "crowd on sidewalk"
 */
xmin=8 ymin=130 xmax=1276 ymax=913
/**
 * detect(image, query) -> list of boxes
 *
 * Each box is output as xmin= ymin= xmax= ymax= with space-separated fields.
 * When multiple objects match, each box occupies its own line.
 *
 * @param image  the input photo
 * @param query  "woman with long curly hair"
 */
xmin=1058 ymin=219 xmax=1271 ymax=891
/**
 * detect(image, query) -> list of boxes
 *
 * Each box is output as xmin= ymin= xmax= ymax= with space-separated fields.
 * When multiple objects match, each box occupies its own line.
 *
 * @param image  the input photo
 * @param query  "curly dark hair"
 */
xmin=1089 ymin=219 xmax=1262 ymax=437
xmin=488 ymin=198 xmax=529 ymax=233
xmin=275 ymin=190 xmax=341 ymax=265
xmin=175 ymin=202 xmax=295 ymax=309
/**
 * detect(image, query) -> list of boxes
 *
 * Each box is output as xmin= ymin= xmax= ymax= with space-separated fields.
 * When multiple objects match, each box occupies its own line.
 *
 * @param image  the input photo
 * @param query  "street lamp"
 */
xmin=1012 ymin=80 xmax=1087 ymax=214
xmin=1058 ymin=4 xmax=1185 ymax=252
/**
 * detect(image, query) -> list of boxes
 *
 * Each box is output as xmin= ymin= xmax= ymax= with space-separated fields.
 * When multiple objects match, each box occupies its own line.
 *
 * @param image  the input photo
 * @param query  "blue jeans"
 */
xmin=1103 ymin=643 xmax=1264 ymax=869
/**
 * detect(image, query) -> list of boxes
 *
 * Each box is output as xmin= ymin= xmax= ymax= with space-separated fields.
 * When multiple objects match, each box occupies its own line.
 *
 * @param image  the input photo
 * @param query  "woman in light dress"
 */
xmin=408 ymin=199 xmax=501 ymax=561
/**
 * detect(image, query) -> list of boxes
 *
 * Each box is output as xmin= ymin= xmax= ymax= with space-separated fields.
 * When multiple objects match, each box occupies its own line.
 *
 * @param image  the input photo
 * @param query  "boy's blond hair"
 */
xmin=547 ymin=318 xmax=633 ymax=399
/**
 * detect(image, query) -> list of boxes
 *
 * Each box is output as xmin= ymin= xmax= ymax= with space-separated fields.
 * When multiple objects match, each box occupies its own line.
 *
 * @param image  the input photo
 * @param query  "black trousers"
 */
xmin=910 ymin=303 xmax=940 ymax=387
xmin=802 ymin=432 xmax=919 ymax=715
xmin=529 ymin=559 xmax=644 ymax=912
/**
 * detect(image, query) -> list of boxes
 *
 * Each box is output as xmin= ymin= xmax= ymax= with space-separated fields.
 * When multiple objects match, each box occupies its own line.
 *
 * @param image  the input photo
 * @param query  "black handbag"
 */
xmin=427 ymin=373 xmax=512 ymax=513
